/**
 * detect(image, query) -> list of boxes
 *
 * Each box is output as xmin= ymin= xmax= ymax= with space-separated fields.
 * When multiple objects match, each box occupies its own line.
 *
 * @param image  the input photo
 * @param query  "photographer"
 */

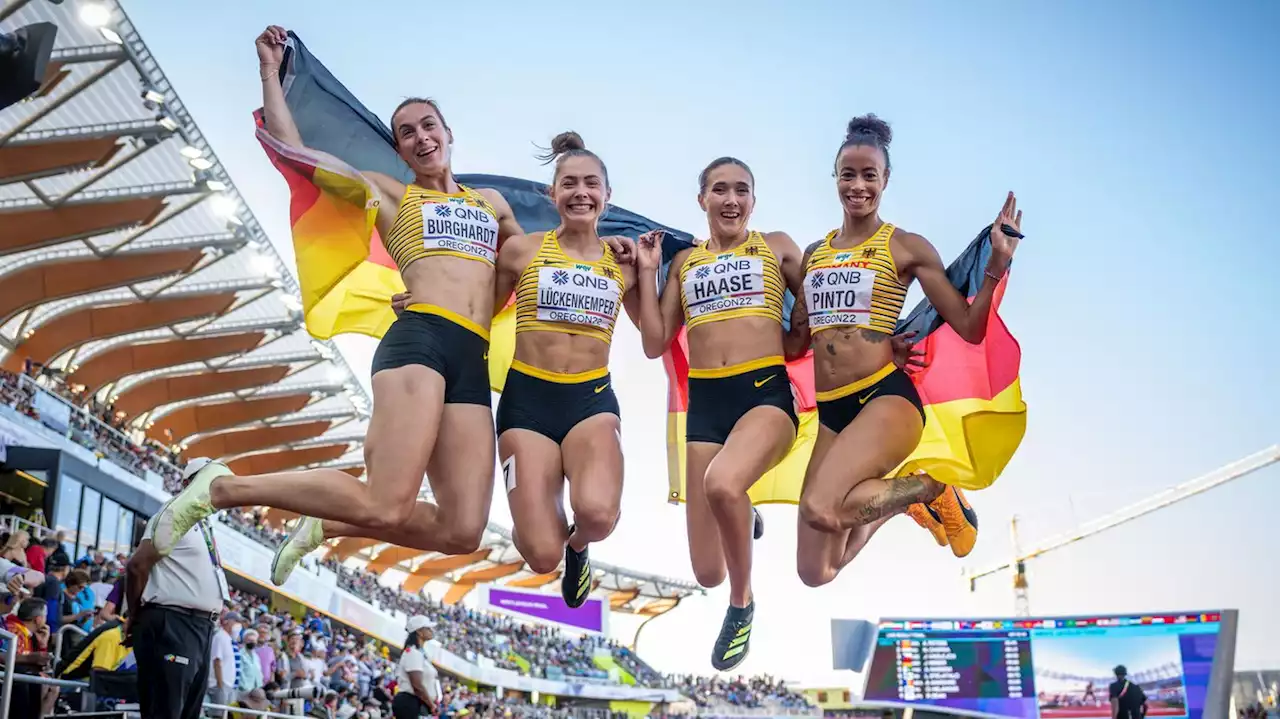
xmin=393 ymin=616 xmax=439 ymax=718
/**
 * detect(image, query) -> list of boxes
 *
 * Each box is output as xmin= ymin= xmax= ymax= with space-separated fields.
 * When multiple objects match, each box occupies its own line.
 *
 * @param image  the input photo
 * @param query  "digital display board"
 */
xmin=863 ymin=612 xmax=1229 ymax=718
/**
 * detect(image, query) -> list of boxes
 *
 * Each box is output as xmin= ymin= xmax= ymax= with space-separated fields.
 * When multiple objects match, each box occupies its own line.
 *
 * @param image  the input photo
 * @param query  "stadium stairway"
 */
xmin=594 ymin=654 xmax=637 ymax=685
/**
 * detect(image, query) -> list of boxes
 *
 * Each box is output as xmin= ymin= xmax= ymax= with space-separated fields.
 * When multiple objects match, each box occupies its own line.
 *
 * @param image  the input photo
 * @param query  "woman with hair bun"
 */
xmin=155 ymin=28 xmax=635 ymax=584
xmin=635 ymin=156 xmax=806 ymax=671
xmin=491 ymin=131 xmax=640 ymax=608
xmin=791 ymin=114 xmax=1023 ymax=587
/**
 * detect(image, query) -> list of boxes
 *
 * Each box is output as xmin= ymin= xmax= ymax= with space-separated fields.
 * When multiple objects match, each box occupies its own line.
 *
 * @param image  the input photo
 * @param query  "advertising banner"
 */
xmin=482 ymin=585 xmax=607 ymax=635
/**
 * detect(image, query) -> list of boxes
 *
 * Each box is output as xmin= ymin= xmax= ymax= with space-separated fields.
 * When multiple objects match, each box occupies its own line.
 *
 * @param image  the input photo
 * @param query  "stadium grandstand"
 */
xmin=0 ymin=1 xmax=825 ymax=717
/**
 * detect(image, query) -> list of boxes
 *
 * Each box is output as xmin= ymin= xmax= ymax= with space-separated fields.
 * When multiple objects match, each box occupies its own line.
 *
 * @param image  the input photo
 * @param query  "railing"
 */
xmin=0 ymin=513 xmax=53 ymax=542
xmin=54 ymin=622 xmax=89 ymax=667
xmin=2 ymin=371 xmax=183 ymax=487
xmin=1 ymin=626 xmax=15 ymax=719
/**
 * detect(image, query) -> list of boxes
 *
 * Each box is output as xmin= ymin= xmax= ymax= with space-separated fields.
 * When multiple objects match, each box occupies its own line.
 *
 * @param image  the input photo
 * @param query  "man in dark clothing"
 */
xmin=1109 ymin=665 xmax=1147 ymax=719
xmin=38 ymin=556 xmax=70 ymax=627
xmin=50 ymin=532 xmax=72 ymax=568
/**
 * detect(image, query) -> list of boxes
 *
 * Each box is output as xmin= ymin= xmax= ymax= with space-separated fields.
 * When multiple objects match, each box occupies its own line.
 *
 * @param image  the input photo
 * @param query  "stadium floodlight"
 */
xmin=141 ymin=86 xmax=165 ymax=106
xmin=79 ymin=2 xmax=112 ymax=28
xmin=99 ymin=27 xmax=123 ymax=45
xmin=157 ymin=114 xmax=179 ymax=132
xmin=208 ymin=193 xmax=238 ymax=218
xmin=0 ymin=22 xmax=58 ymax=113
xmin=179 ymin=145 xmax=204 ymax=159
xmin=249 ymin=252 xmax=281 ymax=279
xmin=189 ymin=157 xmax=214 ymax=171
xmin=278 ymin=294 xmax=303 ymax=311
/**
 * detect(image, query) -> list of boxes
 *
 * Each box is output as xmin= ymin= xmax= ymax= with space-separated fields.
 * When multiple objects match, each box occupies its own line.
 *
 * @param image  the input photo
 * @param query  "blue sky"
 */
xmin=124 ymin=0 xmax=1280 ymax=686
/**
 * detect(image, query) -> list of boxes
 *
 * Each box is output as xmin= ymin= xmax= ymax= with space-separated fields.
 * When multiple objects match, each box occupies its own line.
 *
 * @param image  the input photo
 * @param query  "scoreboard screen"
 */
xmin=862 ymin=612 xmax=1230 ymax=718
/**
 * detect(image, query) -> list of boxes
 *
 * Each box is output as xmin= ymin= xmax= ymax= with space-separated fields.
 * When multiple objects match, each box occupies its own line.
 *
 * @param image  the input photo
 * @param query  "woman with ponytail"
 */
xmin=393 ymin=615 xmax=438 ymax=718
xmin=791 ymin=114 xmax=1023 ymax=587
xmin=491 ymin=132 xmax=640 ymax=609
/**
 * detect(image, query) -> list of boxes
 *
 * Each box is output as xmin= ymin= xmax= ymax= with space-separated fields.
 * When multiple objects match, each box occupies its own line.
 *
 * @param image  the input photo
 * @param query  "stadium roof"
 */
xmin=0 ymin=0 xmax=699 ymax=615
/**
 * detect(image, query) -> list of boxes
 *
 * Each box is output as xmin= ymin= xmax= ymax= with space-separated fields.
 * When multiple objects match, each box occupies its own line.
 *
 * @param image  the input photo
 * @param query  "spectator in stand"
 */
xmin=59 ymin=568 xmax=96 ymax=632
xmin=4 ymin=597 xmax=58 ymax=718
xmin=1 ymin=529 xmax=30 ymax=565
xmin=209 ymin=610 xmax=243 ymax=715
xmin=38 ymin=554 xmax=71 ymax=627
xmin=50 ymin=530 xmax=72 ymax=567
xmin=26 ymin=536 xmax=57 ymax=572
xmin=239 ymin=629 xmax=265 ymax=694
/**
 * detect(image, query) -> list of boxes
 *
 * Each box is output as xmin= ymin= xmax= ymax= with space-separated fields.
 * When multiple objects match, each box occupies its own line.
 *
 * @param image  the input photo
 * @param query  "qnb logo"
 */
xmin=809 ymin=273 xmax=825 ymax=289
xmin=695 ymin=266 xmax=711 ymax=280
xmin=552 ymin=269 xmax=570 ymax=285
xmin=434 ymin=205 xmax=452 ymax=218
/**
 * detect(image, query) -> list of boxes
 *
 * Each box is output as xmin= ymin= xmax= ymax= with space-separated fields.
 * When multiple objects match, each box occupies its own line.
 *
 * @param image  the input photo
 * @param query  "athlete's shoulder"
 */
xmin=472 ymin=186 xmax=511 ymax=214
xmin=761 ymin=230 xmax=799 ymax=251
xmin=498 ymin=232 xmax=541 ymax=267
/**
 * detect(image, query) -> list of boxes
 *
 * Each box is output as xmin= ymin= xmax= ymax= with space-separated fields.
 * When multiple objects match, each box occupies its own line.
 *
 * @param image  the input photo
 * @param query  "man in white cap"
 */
xmin=393 ymin=615 xmax=439 ymax=718
xmin=124 ymin=458 xmax=230 ymax=719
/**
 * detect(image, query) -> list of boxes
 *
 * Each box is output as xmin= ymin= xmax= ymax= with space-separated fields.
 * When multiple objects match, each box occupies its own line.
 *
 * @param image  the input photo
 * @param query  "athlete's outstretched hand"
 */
xmin=256 ymin=25 xmax=288 ymax=67
xmin=636 ymin=230 xmax=664 ymax=272
xmin=891 ymin=331 xmax=928 ymax=372
xmin=602 ymin=236 xmax=637 ymax=265
xmin=988 ymin=192 xmax=1023 ymax=271
xmin=391 ymin=292 xmax=412 ymax=317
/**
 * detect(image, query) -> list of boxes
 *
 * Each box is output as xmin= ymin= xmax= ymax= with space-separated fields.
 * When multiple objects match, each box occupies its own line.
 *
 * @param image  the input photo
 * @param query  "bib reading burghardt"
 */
xmin=805 ymin=264 xmax=879 ymax=330
xmin=536 ymin=265 xmax=621 ymax=329
xmin=683 ymin=254 xmax=766 ymax=321
xmin=420 ymin=200 xmax=499 ymax=264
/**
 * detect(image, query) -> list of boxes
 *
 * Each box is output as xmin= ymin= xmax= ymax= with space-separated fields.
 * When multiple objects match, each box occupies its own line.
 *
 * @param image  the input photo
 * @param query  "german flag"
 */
xmin=665 ymin=227 xmax=1025 ymax=504
xmin=258 ymin=33 xmax=1025 ymax=505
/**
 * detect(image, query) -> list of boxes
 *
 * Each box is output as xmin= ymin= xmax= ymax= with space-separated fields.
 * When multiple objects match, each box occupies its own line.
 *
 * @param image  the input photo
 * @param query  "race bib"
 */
xmin=536 ymin=265 xmax=621 ymax=328
xmin=683 ymin=255 xmax=765 ymax=320
xmin=805 ymin=266 xmax=878 ymax=329
xmin=421 ymin=201 xmax=499 ymax=264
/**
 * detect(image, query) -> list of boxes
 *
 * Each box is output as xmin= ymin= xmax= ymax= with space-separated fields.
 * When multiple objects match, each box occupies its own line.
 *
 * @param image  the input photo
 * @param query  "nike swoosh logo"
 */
xmin=594 ymin=383 xmax=609 ymax=394
xmin=753 ymin=375 xmax=776 ymax=388
xmin=859 ymin=389 xmax=880 ymax=405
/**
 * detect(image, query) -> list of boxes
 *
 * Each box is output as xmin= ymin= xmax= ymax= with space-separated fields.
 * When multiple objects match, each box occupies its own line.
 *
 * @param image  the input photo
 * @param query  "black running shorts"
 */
xmin=370 ymin=305 xmax=492 ymax=407
xmin=816 ymin=363 xmax=925 ymax=433
xmin=495 ymin=362 xmax=620 ymax=444
xmin=686 ymin=357 xmax=798 ymax=445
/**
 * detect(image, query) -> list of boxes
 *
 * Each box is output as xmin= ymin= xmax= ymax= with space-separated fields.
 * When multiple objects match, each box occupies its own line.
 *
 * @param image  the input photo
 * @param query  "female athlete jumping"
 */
xmin=491 ymin=132 xmax=638 ymax=608
xmin=636 ymin=157 xmax=804 ymax=671
xmin=150 ymin=27 xmax=630 ymax=583
xmin=792 ymin=114 xmax=1023 ymax=587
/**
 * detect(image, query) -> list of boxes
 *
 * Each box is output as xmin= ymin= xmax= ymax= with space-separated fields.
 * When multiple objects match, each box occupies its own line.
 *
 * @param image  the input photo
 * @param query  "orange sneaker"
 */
xmin=928 ymin=486 xmax=979 ymax=558
xmin=906 ymin=503 xmax=949 ymax=547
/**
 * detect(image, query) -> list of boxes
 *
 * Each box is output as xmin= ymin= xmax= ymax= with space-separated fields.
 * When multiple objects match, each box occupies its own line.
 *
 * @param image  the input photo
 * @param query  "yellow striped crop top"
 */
xmin=679 ymin=230 xmax=785 ymax=330
xmin=384 ymin=184 xmax=500 ymax=270
xmin=515 ymin=230 xmax=625 ymax=344
xmin=803 ymin=222 xmax=908 ymax=335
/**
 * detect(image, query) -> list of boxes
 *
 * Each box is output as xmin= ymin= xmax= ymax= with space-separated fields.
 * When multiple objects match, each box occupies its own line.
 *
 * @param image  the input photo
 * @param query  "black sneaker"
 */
xmin=561 ymin=525 xmax=592 ymax=608
xmin=711 ymin=602 xmax=754 ymax=671
xmin=752 ymin=507 xmax=764 ymax=540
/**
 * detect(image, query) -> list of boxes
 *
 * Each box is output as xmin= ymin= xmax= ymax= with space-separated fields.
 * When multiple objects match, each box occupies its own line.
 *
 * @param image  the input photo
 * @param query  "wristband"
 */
xmin=984 ymin=267 xmax=1006 ymax=282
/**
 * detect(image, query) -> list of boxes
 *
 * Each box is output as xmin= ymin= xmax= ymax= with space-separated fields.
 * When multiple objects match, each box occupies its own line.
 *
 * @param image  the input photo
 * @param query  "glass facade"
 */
xmin=53 ymin=474 xmax=140 ymax=558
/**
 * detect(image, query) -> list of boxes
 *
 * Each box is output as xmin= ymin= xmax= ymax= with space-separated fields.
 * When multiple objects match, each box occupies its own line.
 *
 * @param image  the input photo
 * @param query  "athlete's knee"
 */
xmin=799 ymin=496 xmax=842 ymax=534
xmin=796 ymin=556 xmax=836 ymax=588
xmin=691 ymin=562 xmax=726 ymax=589
xmin=517 ymin=536 xmax=563 ymax=575
xmin=437 ymin=516 xmax=486 ymax=555
xmin=571 ymin=498 xmax=620 ymax=542
xmin=702 ymin=464 xmax=746 ymax=510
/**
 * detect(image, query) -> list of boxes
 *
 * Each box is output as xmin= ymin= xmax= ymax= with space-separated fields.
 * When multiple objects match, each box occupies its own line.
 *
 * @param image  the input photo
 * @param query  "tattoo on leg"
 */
xmin=845 ymin=477 xmax=929 ymax=526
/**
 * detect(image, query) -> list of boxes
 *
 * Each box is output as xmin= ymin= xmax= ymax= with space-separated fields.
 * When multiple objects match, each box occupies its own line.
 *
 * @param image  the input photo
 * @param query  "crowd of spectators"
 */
xmin=1 ymin=368 xmax=185 ymax=492
xmin=1 ymin=366 xmax=813 ymax=716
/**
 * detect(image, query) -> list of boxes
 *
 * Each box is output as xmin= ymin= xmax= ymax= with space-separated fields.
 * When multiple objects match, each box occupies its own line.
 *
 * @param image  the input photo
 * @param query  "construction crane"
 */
xmin=965 ymin=444 xmax=1280 ymax=616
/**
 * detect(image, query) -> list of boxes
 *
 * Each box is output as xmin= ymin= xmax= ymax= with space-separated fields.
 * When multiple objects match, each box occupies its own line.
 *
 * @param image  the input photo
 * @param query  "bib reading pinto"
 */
xmin=679 ymin=230 xmax=785 ymax=330
xmin=805 ymin=265 xmax=877 ymax=329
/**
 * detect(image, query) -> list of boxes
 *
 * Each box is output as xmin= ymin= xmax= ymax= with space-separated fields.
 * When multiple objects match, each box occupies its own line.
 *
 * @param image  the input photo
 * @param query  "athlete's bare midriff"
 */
xmin=400 ymin=256 xmax=496 ymax=331
xmin=687 ymin=316 xmax=786 ymax=371
xmin=514 ymin=331 xmax=611 ymax=376
xmin=811 ymin=326 xmax=896 ymax=391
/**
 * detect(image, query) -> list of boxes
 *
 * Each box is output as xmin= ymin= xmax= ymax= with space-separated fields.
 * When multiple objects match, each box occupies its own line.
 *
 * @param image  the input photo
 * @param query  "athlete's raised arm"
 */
xmin=636 ymin=232 xmax=688 ymax=358
xmin=899 ymin=192 xmax=1022 ymax=344
xmin=256 ymin=25 xmax=404 ymax=227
